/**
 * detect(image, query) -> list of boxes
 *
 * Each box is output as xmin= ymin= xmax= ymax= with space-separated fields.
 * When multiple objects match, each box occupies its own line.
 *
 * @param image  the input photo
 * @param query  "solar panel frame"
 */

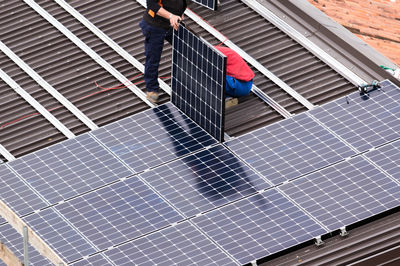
xmin=8 ymin=133 xmax=134 ymax=205
xmin=192 ymin=188 xmax=327 ymax=265
xmin=91 ymin=103 xmax=216 ymax=173
xmin=309 ymin=80 xmax=400 ymax=153
xmin=225 ymin=112 xmax=356 ymax=185
xmin=279 ymin=156 xmax=400 ymax=231
xmin=55 ymin=176 xmax=184 ymax=250
xmin=141 ymin=144 xmax=270 ymax=218
xmin=192 ymin=0 xmax=218 ymax=11
xmin=172 ymin=25 xmax=226 ymax=142
xmin=104 ymin=221 xmax=237 ymax=266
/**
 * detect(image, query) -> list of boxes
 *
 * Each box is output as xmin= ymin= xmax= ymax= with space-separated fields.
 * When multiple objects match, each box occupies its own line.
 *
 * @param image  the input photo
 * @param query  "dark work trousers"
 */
xmin=139 ymin=19 xmax=173 ymax=92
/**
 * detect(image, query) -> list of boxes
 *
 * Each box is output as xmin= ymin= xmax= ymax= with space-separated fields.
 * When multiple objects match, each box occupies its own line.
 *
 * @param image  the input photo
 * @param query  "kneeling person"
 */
xmin=214 ymin=46 xmax=255 ymax=108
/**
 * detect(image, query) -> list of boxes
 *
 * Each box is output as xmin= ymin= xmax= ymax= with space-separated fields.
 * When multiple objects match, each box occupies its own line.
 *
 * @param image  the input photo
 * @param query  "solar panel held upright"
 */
xmin=172 ymin=25 xmax=226 ymax=142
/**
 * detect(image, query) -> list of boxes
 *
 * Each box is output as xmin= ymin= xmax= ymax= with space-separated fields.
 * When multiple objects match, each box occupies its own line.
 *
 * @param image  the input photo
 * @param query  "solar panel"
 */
xmin=55 ymin=176 xmax=183 ymax=250
xmin=91 ymin=103 xmax=216 ymax=173
xmin=104 ymin=221 xmax=237 ymax=266
xmin=23 ymin=208 xmax=96 ymax=263
xmin=172 ymin=25 xmax=226 ymax=142
xmin=365 ymin=139 xmax=400 ymax=182
xmin=192 ymin=189 xmax=327 ymax=265
xmin=0 ymin=164 xmax=47 ymax=216
xmin=309 ymin=80 xmax=400 ymax=153
xmin=225 ymin=112 xmax=355 ymax=185
xmin=141 ymin=144 xmax=270 ymax=217
xmin=192 ymin=0 xmax=218 ymax=11
xmin=0 ymin=223 xmax=52 ymax=266
xmin=279 ymin=156 xmax=400 ymax=231
xmin=9 ymin=133 xmax=133 ymax=205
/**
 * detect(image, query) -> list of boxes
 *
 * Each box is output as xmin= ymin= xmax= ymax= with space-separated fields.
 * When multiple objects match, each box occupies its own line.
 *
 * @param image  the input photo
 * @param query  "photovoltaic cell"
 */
xmin=91 ymin=103 xmax=216 ymax=173
xmin=23 ymin=208 xmax=96 ymax=263
xmin=0 ymin=164 xmax=47 ymax=216
xmin=226 ymin=112 xmax=355 ymax=185
xmin=192 ymin=0 xmax=218 ymax=11
xmin=280 ymin=156 xmax=400 ymax=231
xmin=55 ymin=176 xmax=183 ymax=250
xmin=364 ymin=140 xmax=400 ymax=182
xmin=192 ymin=189 xmax=327 ymax=265
xmin=309 ymin=80 xmax=400 ymax=153
xmin=104 ymin=221 xmax=237 ymax=266
xmin=0 ymin=223 xmax=52 ymax=266
xmin=9 ymin=133 xmax=133 ymax=205
xmin=141 ymin=144 xmax=270 ymax=217
xmin=172 ymin=25 xmax=226 ymax=142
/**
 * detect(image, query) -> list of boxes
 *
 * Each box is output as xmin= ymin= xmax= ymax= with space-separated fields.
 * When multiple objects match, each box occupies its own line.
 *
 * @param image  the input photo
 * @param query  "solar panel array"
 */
xmin=192 ymin=0 xmax=218 ymax=11
xmin=1 ymin=80 xmax=399 ymax=265
xmin=172 ymin=25 xmax=226 ymax=142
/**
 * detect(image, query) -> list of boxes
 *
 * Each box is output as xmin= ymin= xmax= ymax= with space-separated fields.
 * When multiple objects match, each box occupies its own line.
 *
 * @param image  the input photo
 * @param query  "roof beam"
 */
xmin=23 ymin=0 xmax=155 ymax=108
xmin=0 ymin=68 xmax=75 ymax=139
xmin=0 ymin=200 xmax=66 ymax=265
xmin=241 ymin=0 xmax=366 ymax=86
xmin=0 ymin=41 xmax=99 ymax=131
xmin=0 ymin=241 xmax=23 ymax=266
xmin=54 ymin=0 xmax=171 ymax=95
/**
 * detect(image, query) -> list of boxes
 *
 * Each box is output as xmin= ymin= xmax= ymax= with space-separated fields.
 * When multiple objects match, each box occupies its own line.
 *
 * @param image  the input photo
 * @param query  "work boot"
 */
xmin=146 ymin=91 xmax=159 ymax=104
xmin=225 ymin=97 xmax=238 ymax=109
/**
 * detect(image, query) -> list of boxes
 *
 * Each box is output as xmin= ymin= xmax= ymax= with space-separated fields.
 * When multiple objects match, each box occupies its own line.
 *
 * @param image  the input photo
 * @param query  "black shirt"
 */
xmin=144 ymin=0 xmax=187 ymax=29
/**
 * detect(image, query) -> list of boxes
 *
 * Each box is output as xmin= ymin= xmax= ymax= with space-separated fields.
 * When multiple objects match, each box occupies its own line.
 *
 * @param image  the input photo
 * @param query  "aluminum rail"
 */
xmin=0 ymin=144 xmax=15 ymax=162
xmin=0 ymin=41 xmax=98 ymax=131
xmin=184 ymin=7 xmax=315 ymax=110
xmin=54 ymin=0 xmax=171 ymax=95
xmin=0 ymin=68 xmax=75 ymax=139
xmin=24 ymin=0 xmax=155 ymax=109
xmin=251 ymin=85 xmax=292 ymax=119
xmin=242 ymin=0 xmax=366 ymax=86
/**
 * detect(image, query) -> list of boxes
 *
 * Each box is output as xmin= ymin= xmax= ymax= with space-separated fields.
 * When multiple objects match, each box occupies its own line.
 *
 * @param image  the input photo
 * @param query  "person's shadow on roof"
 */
xmin=154 ymin=104 xmax=268 ymax=207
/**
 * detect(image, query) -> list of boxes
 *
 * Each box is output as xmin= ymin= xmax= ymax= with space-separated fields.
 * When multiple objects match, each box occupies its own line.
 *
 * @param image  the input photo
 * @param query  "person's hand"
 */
xmin=169 ymin=14 xmax=181 ymax=30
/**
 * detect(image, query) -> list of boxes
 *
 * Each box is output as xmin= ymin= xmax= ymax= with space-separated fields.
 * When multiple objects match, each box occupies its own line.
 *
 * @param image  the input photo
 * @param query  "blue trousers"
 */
xmin=225 ymin=76 xmax=253 ymax=97
xmin=139 ymin=19 xmax=173 ymax=92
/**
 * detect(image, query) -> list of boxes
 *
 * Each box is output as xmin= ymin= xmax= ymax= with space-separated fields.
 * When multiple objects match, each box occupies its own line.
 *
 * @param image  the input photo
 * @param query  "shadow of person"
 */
xmin=154 ymin=103 xmax=268 ymax=208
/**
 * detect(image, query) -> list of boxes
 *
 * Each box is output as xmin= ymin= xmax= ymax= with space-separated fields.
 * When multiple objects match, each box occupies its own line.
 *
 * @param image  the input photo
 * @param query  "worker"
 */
xmin=214 ymin=46 xmax=255 ymax=108
xmin=139 ymin=0 xmax=188 ymax=104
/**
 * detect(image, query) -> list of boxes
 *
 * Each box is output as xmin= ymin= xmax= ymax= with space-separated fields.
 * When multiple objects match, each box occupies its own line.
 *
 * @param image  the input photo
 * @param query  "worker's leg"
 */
xmin=139 ymin=19 xmax=169 ymax=93
xmin=225 ymin=76 xmax=253 ymax=97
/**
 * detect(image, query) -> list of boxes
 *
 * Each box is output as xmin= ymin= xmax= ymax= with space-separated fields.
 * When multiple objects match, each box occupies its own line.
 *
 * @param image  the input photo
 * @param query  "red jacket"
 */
xmin=215 ymin=46 xmax=255 ymax=82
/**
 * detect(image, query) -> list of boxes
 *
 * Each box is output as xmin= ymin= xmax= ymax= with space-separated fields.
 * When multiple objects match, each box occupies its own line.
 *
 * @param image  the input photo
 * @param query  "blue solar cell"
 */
xmin=23 ymin=208 xmax=96 ymax=263
xmin=309 ymin=80 xmax=400 ymax=152
xmin=9 ymin=133 xmax=133 ymax=205
xmin=91 ymin=103 xmax=216 ymax=173
xmin=104 ymin=221 xmax=237 ymax=266
xmin=0 ymin=223 xmax=52 ymax=266
xmin=172 ymin=25 xmax=226 ymax=142
xmin=0 ymin=164 xmax=47 ymax=216
xmin=55 ymin=176 xmax=183 ymax=250
xmin=192 ymin=189 xmax=327 ymax=265
xmin=365 ymin=140 xmax=400 ymax=182
xmin=141 ymin=144 xmax=270 ymax=217
xmin=280 ymin=156 xmax=400 ymax=231
xmin=226 ymin=112 xmax=355 ymax=185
